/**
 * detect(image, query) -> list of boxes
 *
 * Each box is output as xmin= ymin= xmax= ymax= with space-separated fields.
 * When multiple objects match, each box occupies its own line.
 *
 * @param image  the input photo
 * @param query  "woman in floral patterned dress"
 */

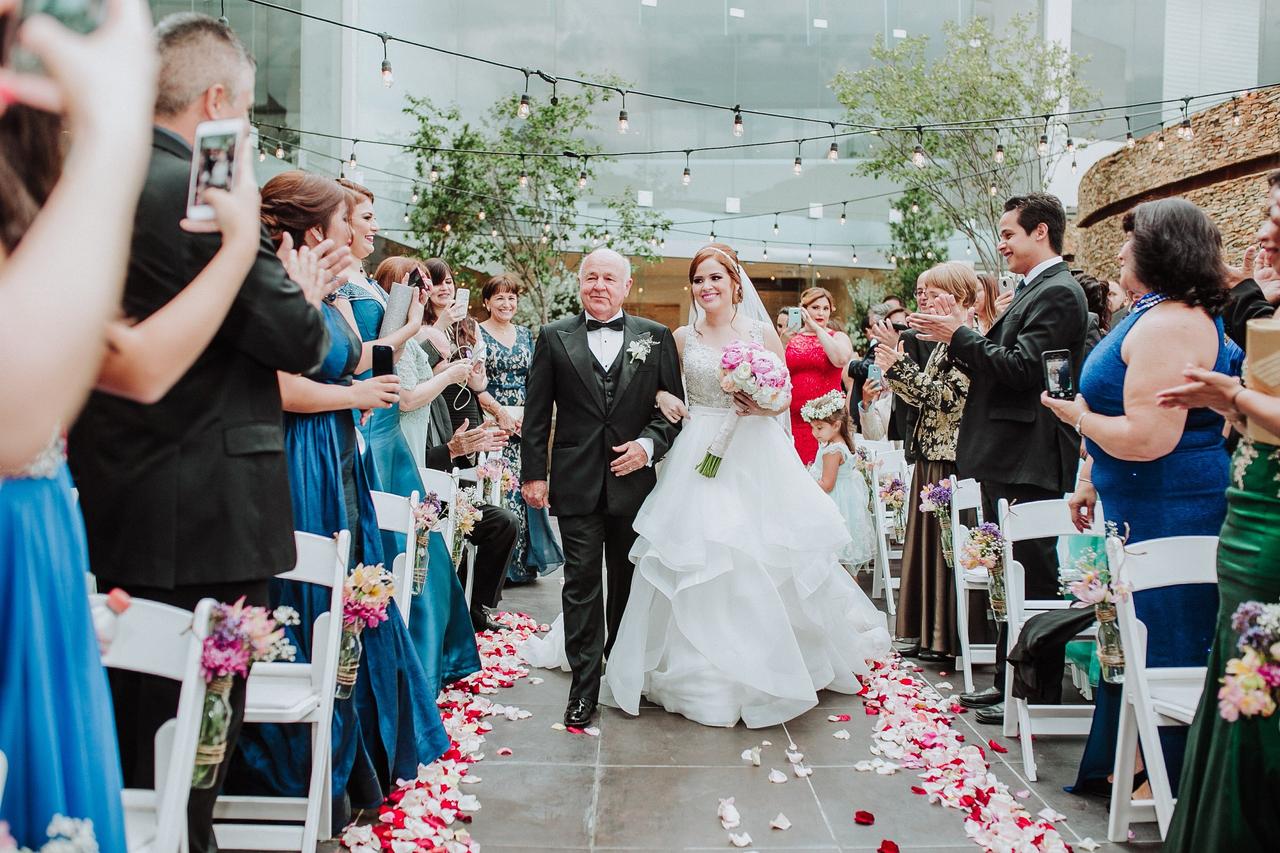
xmin=478 ymin=274 xmax=564 ymax=583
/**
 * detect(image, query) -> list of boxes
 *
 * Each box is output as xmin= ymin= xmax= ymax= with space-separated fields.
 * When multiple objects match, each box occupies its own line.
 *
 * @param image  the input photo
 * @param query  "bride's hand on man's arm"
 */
xmin=655 ymin=390 xmax=689 ymax=423
xmin=732 ymin=391 xmax=783 ymax=417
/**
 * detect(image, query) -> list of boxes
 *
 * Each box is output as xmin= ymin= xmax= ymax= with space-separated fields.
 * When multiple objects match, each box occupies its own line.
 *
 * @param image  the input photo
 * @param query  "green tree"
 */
xmin=842 ymin=278 xmax=887 ymax=355
xmin=403 ymin=85 xmax=671 ymax=326
xmin=886 ymin=189 xmax=951 ymax=307
xmin=831 ymin=14 xmax=1096 ymax=273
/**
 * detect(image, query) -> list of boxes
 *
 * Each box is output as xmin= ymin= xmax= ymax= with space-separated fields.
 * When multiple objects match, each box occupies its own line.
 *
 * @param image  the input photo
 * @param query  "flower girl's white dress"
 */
xmin=807 ymin=442 xmax=876 ymax=567
xmin=522 ymin=321 xmax=890 ymax=728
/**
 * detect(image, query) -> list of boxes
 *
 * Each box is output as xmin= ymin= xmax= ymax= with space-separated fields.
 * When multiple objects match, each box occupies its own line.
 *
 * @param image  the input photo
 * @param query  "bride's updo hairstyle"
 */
xmin=688 ymin=242 xmax=744 ymax=304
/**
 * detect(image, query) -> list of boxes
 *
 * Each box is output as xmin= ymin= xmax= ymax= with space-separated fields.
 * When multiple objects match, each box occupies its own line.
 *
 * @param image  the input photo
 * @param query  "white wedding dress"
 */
xmin=521 ymin=320 xmax=890 ymax=728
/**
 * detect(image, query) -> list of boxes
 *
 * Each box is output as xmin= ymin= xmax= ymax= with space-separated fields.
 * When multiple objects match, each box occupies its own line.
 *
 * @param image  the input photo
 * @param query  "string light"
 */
xmin=965 ymin=243 xmax=972 ymax=255
xmin=380 ymin=34 xmax=393 ymax=87
xmin=773 ymin=214 xmax=779 ymax=236
xmin=827 ymin=122 xmax=839 ymax=161
xmin=1156 ymin=129 xmax=1165 ymax=152
xmin=1064 ymin=123 xmax=1075 ymax=153
xmin=912 ymin=126 xmax=926 ymax=167
xmin=491 ymin=225 xmax=498 ymax=237
xmin=994 ymin=142 xmax=1005 ymax=164
xmin=1070 ymin=157 xmax=1078 ymax=175
xmin=347 ymin=140 xmax=358 ymax=171
xmin=910 ymin=201 xmax=919 ymax=213
xmin=402 ymin=205 xmax=410 ymax=223
xmin=274 ymin=142 xmax=285 ymax=159
xmin=793 ymin=141 xmax=803 ymax=176
xmin=477 ymin=210 xmax=486 ymax=221
xmin=518 ymin=159 xmax=528 ymax=188
xmin=1124 ymin=116 xmax=1135 ymax=149
xmin=988 ymin=182 xmax=997 ymax=195
xmin=1037 ymin=115 xmax=1049 ymax=156
xmin=517 ymin=71 xmax=531 ymax=119
xmin=762 ymin=242 xmax=768 ymax=260
xmin=732 ymin=106 xmax=744 ymax=137
xmin=542 ymin=222 xmax=552 ymax=233
xmin=443 ymin=222 xmax=452 ymax=233
xmin=578 ymin=156 xmax=588 ymax=189
xmin=709 ymin=219 xmax=716 ymax=240
xmin=258 ymin=146 xmax=266 ymax=162
xmin=617 ymin=91 xmax=629 ymax=134
xmin=1232 ymin=97 xmax=1242 ymax=127
xmin=807 ymin=244 xmax=813 ymax=265
xmin=681 ymin=150 xmax=691 ymax=186
xmin=1180 ymin=98 xmax=1194 ymax=141
xmin=839 ymin=202 xmax=846 ymax=226
xmin=410 ymin=185 xmax=420 ymax=203
xmin=851 ymin=246 xmax=858 ymax=264
xmin=428 ymin=160 xmax=439 ymax=182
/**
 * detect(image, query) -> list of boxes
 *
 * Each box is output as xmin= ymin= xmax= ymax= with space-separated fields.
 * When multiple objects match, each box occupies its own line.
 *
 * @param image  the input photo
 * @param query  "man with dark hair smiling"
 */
xmin=908 ymin=192 xmax=1087 ymax=720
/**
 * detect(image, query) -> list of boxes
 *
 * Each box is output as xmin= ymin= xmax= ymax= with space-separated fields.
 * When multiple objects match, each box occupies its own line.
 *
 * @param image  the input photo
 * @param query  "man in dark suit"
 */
xmin=909 ymin=193 xmax=1087 ymax=719
xmin=422 ymin=413 xmax=519 ymax=631
xmin=67 ymin=14 xmax=329 ymax=852
xmin=521 ymin=248 xmax=684 ymax=727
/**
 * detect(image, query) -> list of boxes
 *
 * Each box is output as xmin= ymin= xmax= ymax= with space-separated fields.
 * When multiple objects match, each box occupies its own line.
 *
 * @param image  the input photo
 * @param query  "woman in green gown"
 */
xmin=1156 ymin=363 xmax=1280 ymax=850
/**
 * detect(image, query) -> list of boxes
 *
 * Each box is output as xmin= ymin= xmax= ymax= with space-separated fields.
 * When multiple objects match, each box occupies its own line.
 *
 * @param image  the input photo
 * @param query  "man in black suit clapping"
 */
xmin=908 ymin=193 xmax=1087 ymax=720
xmin=68 ymin=14 xmax=331 ymax=852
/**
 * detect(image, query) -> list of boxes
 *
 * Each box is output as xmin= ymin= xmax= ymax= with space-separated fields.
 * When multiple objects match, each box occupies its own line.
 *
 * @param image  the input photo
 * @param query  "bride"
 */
xmin=523 ymin=243 xmax=889 ymax=728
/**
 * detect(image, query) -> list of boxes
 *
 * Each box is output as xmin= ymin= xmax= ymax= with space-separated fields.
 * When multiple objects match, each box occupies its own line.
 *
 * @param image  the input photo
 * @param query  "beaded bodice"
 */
xmin=683 ymin=320 xmax=765 ymax=409
xmin=1 ymin=434 xmax=64 ymax=482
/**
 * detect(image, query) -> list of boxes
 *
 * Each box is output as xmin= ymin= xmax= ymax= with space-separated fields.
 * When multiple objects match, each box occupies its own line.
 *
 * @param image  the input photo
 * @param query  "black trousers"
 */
xmin=980 ymin=481 xmax=1062 ymax=692
xmin=100 ymin=577 xmax=271 ymax=853
xmin=460 ymin=502 xmax=518 ymax=610
xmin=557 ymin=508 xmax=639 ymax=702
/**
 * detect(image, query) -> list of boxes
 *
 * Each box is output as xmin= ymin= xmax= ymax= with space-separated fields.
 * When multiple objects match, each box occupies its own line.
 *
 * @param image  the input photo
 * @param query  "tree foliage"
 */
xmin=885 ymin=189 xmax=951 ymax=307
xmin=831 ymin=14 xmax=1096 ymax=273
xmin=403 ymin=84 xmax=670 ymax=326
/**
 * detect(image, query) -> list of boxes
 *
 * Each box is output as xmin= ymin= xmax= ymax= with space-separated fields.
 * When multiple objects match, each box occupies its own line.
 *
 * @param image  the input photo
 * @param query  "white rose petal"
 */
xmin=785 ymin=749 xmax=804 ymax=764
xmin=1077 ymin=839 xmax=1100 ymax=852
xmin=718 ymin=797 xmax=741 ymax=830
xmin=832 ymin=729 xmax=851 ymax=740
xmin=529 ymin=677 xmax=544 ymax=685
xmin=935 ymin=682 xmax=953 ymax=691
xmin=770 ymin=813 xmax=792 ymax=831
xmin=767 ymin=768 xmax=787 ymax=784
xmin=760 ymin=740 xmax=772 ymax=747
xmin=584 ymin=726 xmax=601 ymax=737
xmin=792 ymin=763 xmax=813 ymax=778
xmin=728 ymin=831 xmax=753 ymax=847
xmin=741 ymin=747 xmax=761 ymax=766
xmin=1037 ymin=807 xmax=1066 ymax=822
xmin=853 ymin=760 xmax=876 ymax=772
xmin=551 ymin=722 xmax=566 ymax=731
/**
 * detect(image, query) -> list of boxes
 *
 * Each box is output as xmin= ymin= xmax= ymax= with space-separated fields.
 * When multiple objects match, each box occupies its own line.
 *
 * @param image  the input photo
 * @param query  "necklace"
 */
xmin=1131 ymin=291 xmax=1170 ymax=314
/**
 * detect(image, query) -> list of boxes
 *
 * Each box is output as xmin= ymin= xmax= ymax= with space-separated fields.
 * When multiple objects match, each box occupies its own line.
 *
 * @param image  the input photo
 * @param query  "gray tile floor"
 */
xmin=454 ymin=569 xmax=1163 ymax=853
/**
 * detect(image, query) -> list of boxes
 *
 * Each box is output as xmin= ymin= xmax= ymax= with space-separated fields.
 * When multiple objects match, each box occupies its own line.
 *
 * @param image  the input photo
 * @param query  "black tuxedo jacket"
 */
xmin=1225 ymin=278 xmax=1273 ymax=351
xmin=948 ymin=261 xmax=1087 ymax=492
xmin=521 ymin=312 xmax=684 ymax=517
xmin=69 ymin=128 xmax=329 ymax=589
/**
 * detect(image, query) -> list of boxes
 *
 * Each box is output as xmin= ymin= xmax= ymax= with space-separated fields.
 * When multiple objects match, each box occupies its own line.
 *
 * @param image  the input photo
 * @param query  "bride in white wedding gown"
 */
xmin=522 ymin=243 xmax=890 ymax=728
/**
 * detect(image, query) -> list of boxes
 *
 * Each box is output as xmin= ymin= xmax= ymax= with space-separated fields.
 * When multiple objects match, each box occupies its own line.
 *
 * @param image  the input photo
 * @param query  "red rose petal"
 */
xmin=832 ymin=713 xmax=852 ymax=722
xmin=878 ymin=841 xmax=900 ymax=853
xmin=910 ymin=785 xmax=927 ymax=795
xmin=988 ymin=739 xmax=1009 ymax=754
xmin=854 ymin=810 xmax=876 ymax=826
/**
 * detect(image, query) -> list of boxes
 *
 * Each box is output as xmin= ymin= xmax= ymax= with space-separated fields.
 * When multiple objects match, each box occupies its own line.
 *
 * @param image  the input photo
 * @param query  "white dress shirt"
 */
xmin=586 ymin=310 xmax=653 ymax=466
xmin=1020 ymin=255 xmax=1064 ymax=290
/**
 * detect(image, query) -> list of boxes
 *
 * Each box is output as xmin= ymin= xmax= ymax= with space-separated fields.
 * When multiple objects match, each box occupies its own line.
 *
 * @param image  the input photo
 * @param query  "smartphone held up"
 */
xmin=186 ymin=119 xmax=246 ymax=221
xmin=1042 ymin=349 xmax=1075 ymax=400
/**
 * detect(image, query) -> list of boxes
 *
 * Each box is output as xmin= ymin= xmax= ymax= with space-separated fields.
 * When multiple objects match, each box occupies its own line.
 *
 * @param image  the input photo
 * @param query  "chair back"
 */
xmin=420 ymin=467 xmax=460 ymax=544
xmin=96 ymin=595 xmax=213 ymax=853
xmin=949 ymin=477 xmax=983 ymax=579
xmin=371 ymin=489 xmax=418 ymax=622
xmin=998 ymin=497 xmax=1106 ymax=628
xmin=276 ymin=530 xmax=350 ymax=695
xmin=1107 ymin=534 xmax=1219 ymax=667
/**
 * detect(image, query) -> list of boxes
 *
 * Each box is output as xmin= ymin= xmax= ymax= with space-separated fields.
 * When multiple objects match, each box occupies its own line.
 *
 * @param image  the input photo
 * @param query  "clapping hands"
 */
xmin=275 ymin=235 xmax=352 ymax=308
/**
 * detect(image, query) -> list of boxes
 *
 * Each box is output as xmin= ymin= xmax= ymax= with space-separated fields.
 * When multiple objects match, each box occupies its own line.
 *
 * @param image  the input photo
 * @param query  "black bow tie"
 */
xmin=586 ymin=316 xmax=625 ymax=332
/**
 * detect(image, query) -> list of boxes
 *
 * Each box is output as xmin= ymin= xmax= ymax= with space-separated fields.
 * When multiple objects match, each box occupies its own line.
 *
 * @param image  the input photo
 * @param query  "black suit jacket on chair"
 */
xmin=521 ymin=312 xmax=684 ymax=518
xmin=68 ymin=128 xmax=329 ymax=590
xmin=948 ymin=261 xmax=1087 ymax=493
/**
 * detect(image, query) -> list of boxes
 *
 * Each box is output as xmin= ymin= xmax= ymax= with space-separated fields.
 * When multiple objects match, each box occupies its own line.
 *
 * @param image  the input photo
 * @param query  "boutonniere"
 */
xmin=628 ymin=333 xmax=655 ymax=363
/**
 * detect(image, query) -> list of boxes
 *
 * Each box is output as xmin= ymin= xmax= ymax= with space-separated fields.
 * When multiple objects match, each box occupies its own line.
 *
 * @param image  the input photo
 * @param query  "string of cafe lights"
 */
xmin=238 ymin=0 xmax=1277 ymax=151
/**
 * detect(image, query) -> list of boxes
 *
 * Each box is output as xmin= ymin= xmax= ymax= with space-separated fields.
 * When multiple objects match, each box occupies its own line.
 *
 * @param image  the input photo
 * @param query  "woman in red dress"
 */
xmin=786 ymin=286 xmax=854 ymax=464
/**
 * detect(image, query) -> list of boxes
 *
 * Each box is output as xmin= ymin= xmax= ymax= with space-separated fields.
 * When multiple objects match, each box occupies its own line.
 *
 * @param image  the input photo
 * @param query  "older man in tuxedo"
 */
xmin=909 ymin=193 xmax=1087 ymax=722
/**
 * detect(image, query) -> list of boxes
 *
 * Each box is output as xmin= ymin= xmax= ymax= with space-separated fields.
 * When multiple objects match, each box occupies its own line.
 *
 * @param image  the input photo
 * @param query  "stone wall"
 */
xmin=1076 ymin=88 xmax=1280 ymax=280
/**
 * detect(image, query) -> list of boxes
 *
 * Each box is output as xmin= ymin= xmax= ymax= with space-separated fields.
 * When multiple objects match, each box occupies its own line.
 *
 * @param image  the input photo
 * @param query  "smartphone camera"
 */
xmin=1043 ymin=349 xmax=1075 ymax=400
xmin=372 ymin=345 xmax=394 ymax=377
xmin=785 ymin=306 xmax=803 ymax=332
xmin=186 ymin=119 xmax=245 ymax=221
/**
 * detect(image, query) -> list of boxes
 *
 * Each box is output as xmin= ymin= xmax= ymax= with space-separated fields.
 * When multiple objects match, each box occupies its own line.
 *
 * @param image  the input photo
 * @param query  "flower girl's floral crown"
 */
xmin=800 ymin=389 xmax=847 ymax=423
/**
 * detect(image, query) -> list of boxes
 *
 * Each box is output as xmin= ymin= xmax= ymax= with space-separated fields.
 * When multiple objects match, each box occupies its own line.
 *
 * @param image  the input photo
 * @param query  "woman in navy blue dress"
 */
xmin=1042 ymin=198 xmax=1231 ymax=798
xmin=228 ymin=173 xmax=450 ymax=818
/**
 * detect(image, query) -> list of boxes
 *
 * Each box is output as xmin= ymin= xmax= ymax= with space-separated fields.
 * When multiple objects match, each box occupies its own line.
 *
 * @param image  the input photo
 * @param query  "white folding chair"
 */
xmin=371 ymin=489 xmax=419 ymax=627
xmin=999 ymin=497 xmax=1106 ymax=781
xmin=420 ymin=466 xmax=477 ymax=607
xmin=868 ymin=447 xmax=908 ymax=616
xmin=0 ymin=747 xmax=6 ymax=808
xmin=213 ymin=530 xmax=350 ymax=853
xmin=948 ymin=477 xmax=996 ymax=694
xmin=96 ymin=595 xmax=213 ymax=853
xmin=1106 ymin=535 xmax=1218 ymax=841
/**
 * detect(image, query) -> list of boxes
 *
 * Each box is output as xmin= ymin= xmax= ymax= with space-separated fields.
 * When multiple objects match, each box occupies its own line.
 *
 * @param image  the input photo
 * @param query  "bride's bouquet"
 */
xmin=696 ymin=340 xmax=791 ymax=478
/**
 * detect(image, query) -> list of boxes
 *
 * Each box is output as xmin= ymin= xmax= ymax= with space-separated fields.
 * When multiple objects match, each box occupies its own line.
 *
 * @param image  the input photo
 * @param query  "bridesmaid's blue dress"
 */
xmin=1069 ymin=304 xmax=1231 ymax=794
xmin=229 ymin=304 xmax=448 ymax=804
xmin=337 ymin=281 xmax=480 ymax=696
xmin=0 ymin=448 xmax=127 ymax=852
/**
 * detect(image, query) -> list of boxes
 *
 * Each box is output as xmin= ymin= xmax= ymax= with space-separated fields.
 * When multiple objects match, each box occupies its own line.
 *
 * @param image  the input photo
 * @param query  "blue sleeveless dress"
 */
xmin=229 ymin=304 xmax=449 ymax=805
xmin=1069 ymin=301 xmax=1230 ymax=793
xmin=337 ymin=281 xmax=480 ymax=697
xmin=0 ymin=446 xmax=127 ymax=851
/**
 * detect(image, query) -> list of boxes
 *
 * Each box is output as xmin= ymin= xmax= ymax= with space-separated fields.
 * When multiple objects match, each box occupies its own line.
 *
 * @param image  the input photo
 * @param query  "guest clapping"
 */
xmin=787 ymin=286 xmax=854 ymax=464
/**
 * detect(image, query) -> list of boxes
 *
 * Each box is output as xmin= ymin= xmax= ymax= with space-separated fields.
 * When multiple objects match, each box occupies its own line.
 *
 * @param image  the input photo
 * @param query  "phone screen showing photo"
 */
xmin=193 ymin=130 xmax=238 ymax=207
xmin=1043 ymin=352 xmax=1075 ymax=399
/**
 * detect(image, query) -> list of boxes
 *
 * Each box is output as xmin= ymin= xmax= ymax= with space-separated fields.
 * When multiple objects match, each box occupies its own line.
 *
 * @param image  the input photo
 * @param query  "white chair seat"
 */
xmin=963 ymin=567 xmax=989 ymax=584
xmin=245 ymin=663 xmax=322 ymax=721
xmin=121 ymin=790 xmax=159 ymax=852
xmin=1147 ymin=676 xmax=1204 ymax=725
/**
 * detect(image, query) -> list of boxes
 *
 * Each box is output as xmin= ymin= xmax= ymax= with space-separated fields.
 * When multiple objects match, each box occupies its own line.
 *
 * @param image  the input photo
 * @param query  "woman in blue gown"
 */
xmin=333 ymin=181 xmax=480 ymax=696
xmin=1042 ymin=199 xmax=1231 ymax=798
xmin=228 ymin=173 xmax=450 ymax=813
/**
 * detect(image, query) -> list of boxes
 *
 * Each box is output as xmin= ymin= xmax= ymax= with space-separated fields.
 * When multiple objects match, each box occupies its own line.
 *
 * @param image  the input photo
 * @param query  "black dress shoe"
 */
xmin=958 ymin=686 xmax=1004 ymax=708
xmin=975 ymin=702 xmax=1005 ymax=725
xmin=917 ymin=649 xmax=950 ymax=663
xmin=470 ymin=608 xmax=502 ymax=633
xmin=564 ymin=697 xmax=596 ymax=728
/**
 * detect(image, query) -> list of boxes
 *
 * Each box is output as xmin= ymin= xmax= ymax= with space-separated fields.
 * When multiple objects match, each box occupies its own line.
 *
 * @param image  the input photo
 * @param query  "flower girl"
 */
xmin=802 ymin=390 xmax=874 ymax=568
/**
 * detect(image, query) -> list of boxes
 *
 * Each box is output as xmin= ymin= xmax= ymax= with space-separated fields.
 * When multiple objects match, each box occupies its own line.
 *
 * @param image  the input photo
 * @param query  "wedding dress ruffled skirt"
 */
xmin=521 ymin=406 xmax=890 ymax=728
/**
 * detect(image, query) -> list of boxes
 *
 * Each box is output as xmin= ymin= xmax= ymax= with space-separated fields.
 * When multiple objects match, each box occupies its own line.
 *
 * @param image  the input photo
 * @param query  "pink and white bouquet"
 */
xmin=336 ymin=563 xmax=397 ymax=700
xmin=878 ymin=474 xmax=906 ymax=539
xmin=960 ymin=522 xmax=1007 ymax=622
xmin=477 ymin=457 xmax=520 ymax=497
xmin=412 ymin=492 xmax=445 ymax=594
xmin=194 ymin=597 xmax=299 ymax=787
xmin=451 ymin=487 xmax=484 ymax=566
xmin=1218 ymin=600 xmax=1280 ymax=722
xmin=696 ymin=340 xmax=791 ymax=478
xmin=1063 ymin=538 xmax=1130 ymax=684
